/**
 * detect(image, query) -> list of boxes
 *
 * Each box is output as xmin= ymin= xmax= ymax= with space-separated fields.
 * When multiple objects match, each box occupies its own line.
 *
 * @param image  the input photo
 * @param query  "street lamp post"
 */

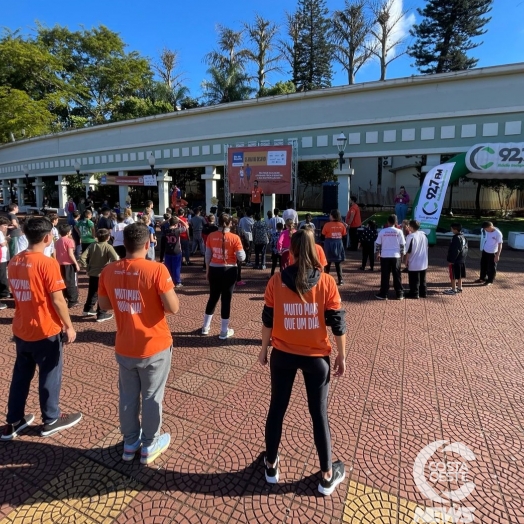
xmin=148 ymin=154 xmax=159 ymax=175
xmin=336 ymin=132 xmax=348 ymax=171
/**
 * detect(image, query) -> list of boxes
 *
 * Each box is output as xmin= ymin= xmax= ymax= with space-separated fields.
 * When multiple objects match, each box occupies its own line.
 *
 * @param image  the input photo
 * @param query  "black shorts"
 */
xmin=448 ymin=262 xmax=466 ymax=280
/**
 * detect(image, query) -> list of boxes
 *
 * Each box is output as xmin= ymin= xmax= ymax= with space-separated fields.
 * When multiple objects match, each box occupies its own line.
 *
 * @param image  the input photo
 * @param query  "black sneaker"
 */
xmin=405 ymin=294 xmax=419 ymax=299
xmin=318 ymin=460 xmax=346 ymax=496
xmin=375 ymin=294 xmax=387 ymax=300
xmin=338 ymin=280 xmax=344 ymax=286
xmin=83 ymin=309 xmax=97 ymax=316
xmin=264 ymin=455 xmax=280 ymax=484
xmin=396 ymin=295 xmax=405 ymax=301
xmin=96 ymin=313 xmax=114 ymax=323
xmin=41 ymin=412 xmax=82 ymax=437
xmin=1 ymin=414 xmax=35 ymax=440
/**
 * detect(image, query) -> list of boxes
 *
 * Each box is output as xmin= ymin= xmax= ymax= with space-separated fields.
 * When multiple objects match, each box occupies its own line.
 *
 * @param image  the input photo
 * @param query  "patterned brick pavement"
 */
xmin=1 ymin=244 xmax=523 ymax=523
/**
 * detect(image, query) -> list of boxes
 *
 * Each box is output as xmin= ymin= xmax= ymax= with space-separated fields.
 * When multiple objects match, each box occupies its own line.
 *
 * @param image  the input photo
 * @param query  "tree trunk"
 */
xmin=475 ymin=182 xmax=482 ymax=218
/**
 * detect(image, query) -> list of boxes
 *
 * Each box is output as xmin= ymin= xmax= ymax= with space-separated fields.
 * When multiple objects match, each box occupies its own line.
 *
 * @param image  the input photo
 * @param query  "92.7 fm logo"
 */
xmin=467 ymin=144 xmax=524 ymax=171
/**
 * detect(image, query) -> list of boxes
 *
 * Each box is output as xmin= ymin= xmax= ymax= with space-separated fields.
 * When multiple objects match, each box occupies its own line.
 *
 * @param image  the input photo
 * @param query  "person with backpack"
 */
xmin=163 ymin=217 xmax=186 ymax=288
xmin=444 ymin=223 xmax=468 ymax=295
xmin=404 ymin=220 xmax=428 ymax=299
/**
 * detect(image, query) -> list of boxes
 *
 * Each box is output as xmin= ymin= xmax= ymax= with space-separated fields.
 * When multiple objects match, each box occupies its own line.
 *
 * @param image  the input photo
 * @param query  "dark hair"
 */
xmin=58 ymin=224 xmax=71 ymax=236
xmin=224 ymin=207 xmax=231 ymax=215
xmin=400 ymin=186 xmax=405 ymax=190
xmin=169 ymin=216 xmax=179 ymax=226
xmin=47 ymin=212 xmax=58 ymax=222
xmin=274 ymin=208 xmax=280 ymax=215
xmin=367 ymin=220 xmax=377 ymax=231
xmin=254 ymin=212 xmax=261 ymax=221
xmin=330 ymin=209 xmax=342 ymax=222
xmin=387 ymin=214 xmax=397 ymax=225
xmin=276 ymin=222 xmax=284 ymax=230
xmin=163 ymin=213 xmax=171 ymax=220
xmin=23 ymin=217 xmax=53 ymax=245
xmin=350 ymin=195 xmax=357 ymax=203
xmin=177 ymin=208 xmax=185 ymax=216
xmin=409 ymin=220 xmax=420 ymax=231
xmin=123 ymin=222 xmax=150 ymax=253
xmin=219 ymin=213 xmax=231 ymax=262
xmin=145 ymin=200 xmax=153 ymax=207
xmin=267 ymin=210 xmax=273 ymax=218
xmin=290 ymin=229 xmax=320 ymax=301
xmin=7 ymin=203 xmax=18 ymax=212
xmin=482 ymin=221 xmax=493 ymax=229
xmin=246 ymin=209 xmax=253 ymax=217
xmin=305 ymin=213 xmax=312 ymax=219
xmin=117 ymin=213 xmax=125 ymax=223
xmin=0 ymin=217 xmax=10 ymax=226
xmin=97 ymin=228 xmax=110 ymax=242
xmin=84 ymin=210 xmax=92 ymax=217
xmin=72 ymin=210 xmax=81 ymax=218
xmin=451 ymin=222 xmax=462 ymax=232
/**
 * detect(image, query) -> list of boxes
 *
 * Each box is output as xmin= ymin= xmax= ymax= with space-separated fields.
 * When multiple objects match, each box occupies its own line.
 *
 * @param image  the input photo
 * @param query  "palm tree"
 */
xmin=202 ymin=64 xmax=255 ymax=105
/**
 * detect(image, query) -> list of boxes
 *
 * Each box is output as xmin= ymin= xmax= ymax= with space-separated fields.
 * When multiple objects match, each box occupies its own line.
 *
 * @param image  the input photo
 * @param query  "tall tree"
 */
xmin=244 ymin=14 xmax=282 ymax=94
xmin=153 ymin=48 xmax=185 ymax=89
xmin=205 ymin=25 xmax=250 ymax=71
xmin=331 ymin=0 xmax=374 ymax=85
xmin=369 ymin=0 xmax=411 ymax=80
xmin=408 ymin=0 xmax=493 ymax=74
xmin=294 ymin=0 xmax=334 ymax=91
xmin=279 ymin=12 xmax=304 ymax=88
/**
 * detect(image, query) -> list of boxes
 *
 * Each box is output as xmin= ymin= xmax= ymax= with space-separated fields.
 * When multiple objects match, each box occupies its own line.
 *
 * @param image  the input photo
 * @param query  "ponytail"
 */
xmin=290 ymin=229 xmax=320 ymax=302
xmin=218 ymin=213 xmax=231 ymax=263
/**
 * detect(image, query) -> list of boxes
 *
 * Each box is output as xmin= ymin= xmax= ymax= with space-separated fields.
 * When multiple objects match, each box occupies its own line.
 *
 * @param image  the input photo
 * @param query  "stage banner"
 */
xmin=466 ymin=142 xmax=524 ymax=179
xmin=413 ymin=162 xmax=456 ymax=234
xmin=227 ymin=145 xmax=292 ymax=195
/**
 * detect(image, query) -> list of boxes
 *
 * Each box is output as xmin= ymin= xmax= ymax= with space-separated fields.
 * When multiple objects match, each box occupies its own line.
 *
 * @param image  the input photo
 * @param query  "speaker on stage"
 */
xmin=322 ymin=182 xmax=339 ymax=215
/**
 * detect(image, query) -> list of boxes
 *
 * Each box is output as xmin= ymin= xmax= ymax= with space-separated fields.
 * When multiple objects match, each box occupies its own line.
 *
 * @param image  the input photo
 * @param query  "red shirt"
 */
xmin=55 ymin=237 xmax=76 ymax=265
xmin=251 ymin=188 xmax=263 ymax=204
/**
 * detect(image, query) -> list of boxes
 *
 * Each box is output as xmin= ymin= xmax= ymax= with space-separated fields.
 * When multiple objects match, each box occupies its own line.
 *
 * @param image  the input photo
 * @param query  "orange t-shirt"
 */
xmin=289 ymin=244 xmax=327 ymax=269
xmin=207 ymin=231 xmax=243 ymax=265
xmin=345 ymin=204 xmax=362 ymax=228
xmin=9 ymin=251 xmax=66 ymax=341
xmin=264 ymin=272 xmax=341 ymax=357
xmin=251 ymin=188 xmax=263 ymax=204
xmin=322 ymin=221 xmax=347 ymax=239
xmin=98 ymin=258 xmax=174 ymax=358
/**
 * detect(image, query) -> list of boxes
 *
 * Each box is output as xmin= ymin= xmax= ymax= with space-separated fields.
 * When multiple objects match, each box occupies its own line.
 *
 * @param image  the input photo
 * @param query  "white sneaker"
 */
xmin=201 ymin=326 xmax=210 ymax=335
xmin=219 ymin=328 xmax=234 ymax=340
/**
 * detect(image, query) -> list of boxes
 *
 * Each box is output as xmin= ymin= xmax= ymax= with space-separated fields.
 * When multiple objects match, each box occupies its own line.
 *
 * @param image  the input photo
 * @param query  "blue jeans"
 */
xmin=7 ymin=334 xmax=63 ymax=424
xmin=165 ymin=253 xmax=182 ymax=284
xmin=395 ymin=203 xmax=408 ymax=223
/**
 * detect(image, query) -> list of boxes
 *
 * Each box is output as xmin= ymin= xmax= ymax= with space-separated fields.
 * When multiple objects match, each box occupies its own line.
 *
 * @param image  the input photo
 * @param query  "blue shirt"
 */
xmin=148 ymin=225 xmax=156 ymax=247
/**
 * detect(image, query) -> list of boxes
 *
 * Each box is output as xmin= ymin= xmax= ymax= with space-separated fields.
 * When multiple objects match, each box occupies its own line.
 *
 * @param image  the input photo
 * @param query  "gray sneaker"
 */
xmin=96 ymin=313 xmax=114 ymax=323
xmin=41 ymin=412 xmax=82 ymax=437
xmin=219 ymin=328 xmax=234 ymax=340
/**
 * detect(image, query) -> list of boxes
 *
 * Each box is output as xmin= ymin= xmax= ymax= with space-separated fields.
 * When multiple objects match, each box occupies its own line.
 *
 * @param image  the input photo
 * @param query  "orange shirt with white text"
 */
xmin=98 ymin=258 xmax=174 ymax=358
xmin=322 ymin=221 xmax=347 ymax=239
xmin=207 ymin=231 xmax=244 ymax=265
xmin=264 ymin=272 xmax=341 ymax=357
xmin=9 ymin=251 xmax=66 ymax=341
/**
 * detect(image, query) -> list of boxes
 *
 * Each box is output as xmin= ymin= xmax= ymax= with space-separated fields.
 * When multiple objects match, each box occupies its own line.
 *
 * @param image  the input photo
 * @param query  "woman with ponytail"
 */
xmin=202 ymin=214 xmax=245 ymax=339
xmin=259 ymin=228 xmax=347 ymax=496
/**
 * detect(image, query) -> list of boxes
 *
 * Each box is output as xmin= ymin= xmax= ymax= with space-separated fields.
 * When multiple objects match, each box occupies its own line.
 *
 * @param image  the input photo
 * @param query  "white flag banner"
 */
xmin=414 ymin=162 xmax=456 ymax=227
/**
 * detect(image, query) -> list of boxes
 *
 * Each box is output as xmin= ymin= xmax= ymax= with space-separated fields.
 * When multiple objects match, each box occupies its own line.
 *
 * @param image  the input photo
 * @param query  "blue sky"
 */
xmin=3 ymin=0 xmax=523 ymax=98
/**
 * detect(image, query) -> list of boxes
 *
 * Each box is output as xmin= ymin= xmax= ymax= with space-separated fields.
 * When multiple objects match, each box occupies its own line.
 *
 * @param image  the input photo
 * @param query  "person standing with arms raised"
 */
xmin=201 ymin=214 xmax=245 ymax=339
xmin=98 ymin=222 xmax=179 ymax=464
xmin=394 ymin=186 xmax=410 ymax=224
xmin=259 ymin=228 xmax=347 ymax=496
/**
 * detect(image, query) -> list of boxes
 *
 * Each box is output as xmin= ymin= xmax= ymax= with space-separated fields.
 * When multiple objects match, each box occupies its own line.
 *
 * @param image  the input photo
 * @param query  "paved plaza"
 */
xmin=0 ymin=243 xmax=523 ymax=523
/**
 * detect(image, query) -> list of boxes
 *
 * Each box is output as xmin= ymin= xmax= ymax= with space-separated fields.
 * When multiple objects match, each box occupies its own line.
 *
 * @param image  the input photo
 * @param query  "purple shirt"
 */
xmin=394 ymin=192 xmax=410 ymax=204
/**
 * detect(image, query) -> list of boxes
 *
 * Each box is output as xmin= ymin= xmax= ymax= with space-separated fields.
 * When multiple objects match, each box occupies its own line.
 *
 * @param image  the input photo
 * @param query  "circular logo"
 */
xmin=413 ymin=440 xmax=476 ymax=503
xmin=422 ymin=202 xmax=438 ymax=216
xmin=469 ymin=146 xmax=495 ymax=171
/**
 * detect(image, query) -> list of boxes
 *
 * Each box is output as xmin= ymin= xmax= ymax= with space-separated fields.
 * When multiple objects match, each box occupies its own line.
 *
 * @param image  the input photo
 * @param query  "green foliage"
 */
xmin=482 ymin=178 xmax=524 ymax=218
xmin=258 ymin=81 xmax=296 ymax=97
xmin=298 ymin=160 xmax=337 ymax=206
xmin=294 ymin=0 xmax=334 ymax=91
xmin=202 ymin=64 xmax=255 ymax=105
xmin=409 ymin=0 xmax=493 ymax=74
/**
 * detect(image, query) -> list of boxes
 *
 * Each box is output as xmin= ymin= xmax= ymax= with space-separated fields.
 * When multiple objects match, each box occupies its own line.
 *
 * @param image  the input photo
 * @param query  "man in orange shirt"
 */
xmin=250 ymin=180 xmax=264 ymax=213
xmin=345 ymin=196 xmax=362 ymax=251
xmin=98 ymin=222 xmax=179 ymax=464
xmin=2 ymin=217 xmax=82 ymax=440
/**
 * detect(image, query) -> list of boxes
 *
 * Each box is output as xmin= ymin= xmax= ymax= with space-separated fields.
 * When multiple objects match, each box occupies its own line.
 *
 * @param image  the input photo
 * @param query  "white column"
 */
xmin=264 ymin=194 xmax=276 ymax=217
xmin=33 ymin=177 xmax=45 ymax=209
xmin=157 ymin=169 xmax=172 ymax=215
xmin=15 ymin=178 xmax=25 ymax=206
xmin=201 ymin=166 xmax=220 ymax=214
xmin=2 ymin=181 xmax=10 ymax=206
xmin=82 ymin=175 xmax=98 ymax=197
xmin=334 ymin=166 xmax=355 ymax=217
xmin=55 ymin=175 xmax=69 ymax=214
xmin=117 ymin=170 xmax=130 ymax=207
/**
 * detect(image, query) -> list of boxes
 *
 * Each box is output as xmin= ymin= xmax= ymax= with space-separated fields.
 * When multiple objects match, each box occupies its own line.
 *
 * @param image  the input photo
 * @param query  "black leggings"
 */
xmin=205 ymin=266 xmax=238 ymax=319
xmin=271 ymin=253 xmax=281 ymax=276
xmin=325 ymin=262 xmax=342 ymax=282
xmin=265 ymin=348 xmax=332 ymax=472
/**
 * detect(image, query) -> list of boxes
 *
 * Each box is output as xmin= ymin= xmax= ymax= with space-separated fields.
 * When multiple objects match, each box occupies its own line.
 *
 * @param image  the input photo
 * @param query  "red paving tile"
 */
xmin=1 ymin=243 xmax=524 ymax=522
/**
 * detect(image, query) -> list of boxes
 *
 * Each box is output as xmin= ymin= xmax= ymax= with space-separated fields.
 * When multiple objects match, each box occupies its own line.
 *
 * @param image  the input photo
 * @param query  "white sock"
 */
xmin=221 ymin=319 xmax=229 ymax=332
xmin=203 ymin=314 xmax=213 ymax=329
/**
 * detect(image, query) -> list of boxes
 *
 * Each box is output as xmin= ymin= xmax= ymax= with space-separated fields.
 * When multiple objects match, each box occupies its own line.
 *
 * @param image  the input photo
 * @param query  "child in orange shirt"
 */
xmin=321 ymin=209 xmax=347 ymax=285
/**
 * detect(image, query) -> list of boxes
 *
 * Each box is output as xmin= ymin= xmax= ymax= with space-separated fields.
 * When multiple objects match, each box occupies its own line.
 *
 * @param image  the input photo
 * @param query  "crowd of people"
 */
xmin=0 ymin=193 xmax=505 ymax=496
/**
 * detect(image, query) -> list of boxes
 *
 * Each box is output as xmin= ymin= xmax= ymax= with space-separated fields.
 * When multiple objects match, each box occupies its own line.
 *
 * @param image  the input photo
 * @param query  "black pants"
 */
xmin=205 ymin=266 xmax=238 ymax=319
xmin=379 ymin=257 xmax=403 ymax=297
xmin=84 ymin=276 xmax=106 ymax=315
xmin=265 ymin=348 xmax=332 ymax=472
xmin=245 ymin=241 xmax=254 ymax=264
xmin=361 ymin=243 xmax=374 ymax=270
xmin=349 ymin=228 xmax=359 ymax=251
xmin=271 ymin=253 xmax=281 ymax=276
xmin=325 ymin=262 xmax=342 ymax=282
xmin=60 ymin=264 xmax=78 ymax=304
xmin=114 ymin=245 xmax=126 ymax=259
xmin=0 ymin=261 xmax=9 ymax=298
xmin=237 ymin=261 xmax=242 ymax=282
xmin=480 ymin=251 xmax=497 ymax=283
xmin=254 ymin=243 xmax=267 ymax=267
xmin=408 ymin=270 xmax=427 ymax=298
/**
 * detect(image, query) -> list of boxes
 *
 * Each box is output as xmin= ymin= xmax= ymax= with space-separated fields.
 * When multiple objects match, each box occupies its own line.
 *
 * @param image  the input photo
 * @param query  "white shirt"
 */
xmin=376 ymin=226 xmax=405 ymax=258
xmin=406 ymin=231 xmax=428 ymax=271
xmin=0 ymin=231 xmax=8 ymax=263
xmin=482 ymin=228 xmax=503 ymax=253
xmin=282 ymin=208 xmax=299 ymax=225
xmin=268 ymin=216 xmax=285 ymax=233
xmin=43 ymin=226 xmax=59 ymax=257
xmin=112 ymin=223 xmax=126 ymax=247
